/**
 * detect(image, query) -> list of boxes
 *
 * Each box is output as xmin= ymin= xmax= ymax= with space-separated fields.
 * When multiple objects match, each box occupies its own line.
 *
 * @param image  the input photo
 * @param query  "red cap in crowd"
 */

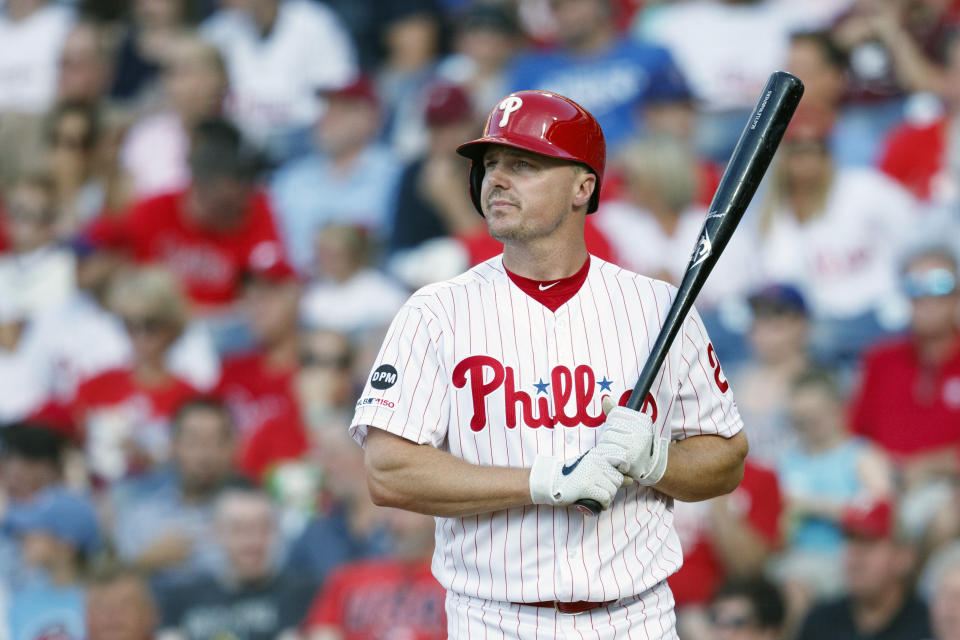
xmin=320 ymin=76 xmax=379 ymax=108
xmin=842 ymin=500 xmax=895 ymax=539
xmin=424 ymin=83 xmax=473 ymax=126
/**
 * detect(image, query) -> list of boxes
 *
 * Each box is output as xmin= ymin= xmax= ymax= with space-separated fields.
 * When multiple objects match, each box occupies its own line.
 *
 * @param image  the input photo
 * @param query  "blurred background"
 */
xmin=0 ymin=0 xmax=959 ymax=638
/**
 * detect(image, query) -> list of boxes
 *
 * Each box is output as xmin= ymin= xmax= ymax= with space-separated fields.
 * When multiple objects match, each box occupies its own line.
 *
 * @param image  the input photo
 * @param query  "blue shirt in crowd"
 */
xmin=778 ymin=438 xmax=869 ymax=553
xmin=9 ymin=576 xmax=84 ymax=640
xmin=507 ymin=38 xmax=684 ymax=147
xmin=269 ymin=145 xmax=401 ymax=273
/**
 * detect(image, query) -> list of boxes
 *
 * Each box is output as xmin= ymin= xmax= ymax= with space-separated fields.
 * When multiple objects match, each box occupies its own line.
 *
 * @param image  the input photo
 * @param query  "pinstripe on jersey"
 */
xmin=351 ymin=255 xmax=743 ymax=604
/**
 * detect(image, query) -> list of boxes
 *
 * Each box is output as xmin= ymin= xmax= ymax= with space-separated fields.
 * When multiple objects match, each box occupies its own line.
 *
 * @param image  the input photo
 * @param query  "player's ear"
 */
xmin=571 ymin=169 xmax=596 ymax=209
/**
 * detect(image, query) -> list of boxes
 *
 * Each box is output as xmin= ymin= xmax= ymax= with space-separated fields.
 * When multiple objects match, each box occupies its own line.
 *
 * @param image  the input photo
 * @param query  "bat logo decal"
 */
xmin=705 ymin=209 xmax=725 ymax=220
xmin=690 ymin=229 xmax=712 ymax=267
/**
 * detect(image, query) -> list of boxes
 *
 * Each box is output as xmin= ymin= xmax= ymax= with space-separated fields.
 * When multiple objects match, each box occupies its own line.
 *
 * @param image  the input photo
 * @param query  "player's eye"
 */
xmin=484 ymin=159 xmax=498 ymax=170
xmin=516 ymin=160 xmax=533 ymax=170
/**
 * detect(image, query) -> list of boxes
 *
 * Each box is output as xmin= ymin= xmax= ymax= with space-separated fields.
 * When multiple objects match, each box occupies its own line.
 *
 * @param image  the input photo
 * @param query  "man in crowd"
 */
xmin=86 ymin=563 xmax=157 ymax=640
xmin=797 ymin=501 xmax=931 ymax=640
xmin=708 ymin=577 xmax=787 ymax=640
xmin=111 ymin=398 xmax=237 ymax=584
xmin=156 ymin=486 xmax=316 ymax=640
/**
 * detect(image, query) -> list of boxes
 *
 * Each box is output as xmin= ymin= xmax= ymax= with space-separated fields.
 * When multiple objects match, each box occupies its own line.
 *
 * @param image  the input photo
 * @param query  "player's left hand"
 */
xmin=598 ymin=399 xmax=669 ymax=487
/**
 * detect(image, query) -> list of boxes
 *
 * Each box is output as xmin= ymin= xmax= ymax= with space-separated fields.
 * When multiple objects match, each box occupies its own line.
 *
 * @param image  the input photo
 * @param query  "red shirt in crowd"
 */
xmin=850 ymin=336 xmax=960 ymax=459
xmin=668 ymin=461 xmax=782 ymax=606
xmin=215 ymin=352 xmax=308 ymax=478
xmin=879 ymin=117 xmax=946 ymax=201
xmin=71 ymin=368 xmax=197 ymax=479
xmin=304 ymin=559 xmax=446 ymax=640
xmin=99 ymin=189 xmax=286 ymax=307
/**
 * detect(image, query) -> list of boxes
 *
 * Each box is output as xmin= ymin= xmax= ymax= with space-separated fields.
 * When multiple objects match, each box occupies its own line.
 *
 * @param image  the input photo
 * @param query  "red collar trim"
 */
xmin=504 ymin=256 xmax=591 ymax=312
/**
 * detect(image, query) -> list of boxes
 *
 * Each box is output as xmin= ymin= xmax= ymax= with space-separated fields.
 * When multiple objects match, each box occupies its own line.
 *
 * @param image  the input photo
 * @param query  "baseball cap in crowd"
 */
xmin=644 ymin=66 xmax=695 ymax=105
xmin=459 ymin=2 xmax=521 ymax=35
xmin=748 ymin=284 xmax=808 ymax=316
xmin=842 ymin=500 xmax=895 ymax=540
xmin=5 ymin=487 xmax=100 ymax=556
xmin=424 ymin=83 xmax=473 ymax=126
xmin=320 ymin=76 xmax=379 ymax=109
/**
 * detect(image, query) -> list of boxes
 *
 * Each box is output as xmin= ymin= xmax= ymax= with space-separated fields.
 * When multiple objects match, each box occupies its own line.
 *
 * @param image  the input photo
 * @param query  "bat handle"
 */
xmin=574 ymin=498 xmax=602 ymax=516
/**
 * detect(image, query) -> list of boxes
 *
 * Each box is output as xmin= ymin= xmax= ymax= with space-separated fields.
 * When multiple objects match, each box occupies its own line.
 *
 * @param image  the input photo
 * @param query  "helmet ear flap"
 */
xmin=468 ymin=161 xmax=485 ymax=217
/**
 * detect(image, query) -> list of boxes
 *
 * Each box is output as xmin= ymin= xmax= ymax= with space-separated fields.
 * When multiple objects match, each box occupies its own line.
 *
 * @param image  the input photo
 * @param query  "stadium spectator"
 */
xmin=796 ymin=500 xmax=931 ymax=640
xmin=270 ymin=76 xmax=400 ymax=273
xmin=215 ymin=255 xmax=309 ymax=479
xmin=202 ymin=0 xmax=357 ymax=161
xmin=831 ymin=0 xmax=956 ymax=166
xmin=595 ymin=136 xmax=760 ymax=309
xmin=387 ymin=82 xmax=480 ymax=255
xmin=303 ymin=509 xmax=445 ymax=640
xmin=120 ymin=32 xmax=228 ymax=199
xmin=758 ymin=103 xmax=916 ymax=364
xmin=775 ymin=368 xmax=892 ymax=606
xmin=377 ymin=0 xmax=447 ymax=159
xmin=0 ymin=291 xmax=49 ymax=424
xmin=6 ymin=488 xmax=100 ymax=640
xmin=0 ymin=172 xmax=76 ymax=318
xmin=55 ymin=20 xmax=115 ymax=107
xmin=849 ymin=244 xmax=960 ymax=541
xmin=0 ymin=0 xmax=74 ymax=115
xmin=879 ymin=30 xmax=960 ymax=206
xmin=70 ymin=267 xmax=197 ymax=482
xmin=300 ymin=224 xmax=408 ymax=336
xmin=46 ymin=100 xmax=109 ymax=231
xmin=707 ymin=577 xmax=787 ymax=640
xmin=927 ymin=547 xmax=960 ymax=640
xmin=104 ymin=118 xmax=286 ymax=310
xmin=0 ymin=424 xmax=65 ymax=589
xmin=30 ymin=233 xmax=219 ymax=404
xmin=635 ymin=0 xmax=794 ymax=161
xmin=110 ymin=398 xmax=236 ymax=584
xmin=436 ymin=2 xmax=523 ymax=120
xmin=156 ymin=486 xmax=316 ymax=640
xmin=86 ymin=563 xmax=158 ymax=640
xmin=670 ymin=461 xmax=783 ymax=639
xmin=108 ymin=0 xmax=195 ymax=104
xmin=729 ymin=285 xmax=811 ymax=467
xmin=508 ymin=0 xmax=683 ymax=149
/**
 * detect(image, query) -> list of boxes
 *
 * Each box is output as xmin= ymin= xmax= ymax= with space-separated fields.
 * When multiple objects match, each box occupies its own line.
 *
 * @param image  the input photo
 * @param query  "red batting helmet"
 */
xmin=456 ymin=90 xmax=606 ymax=215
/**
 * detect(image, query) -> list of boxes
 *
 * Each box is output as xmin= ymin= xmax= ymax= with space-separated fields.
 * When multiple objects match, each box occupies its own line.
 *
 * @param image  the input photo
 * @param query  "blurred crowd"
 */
xmin=0 ymin=0 xmax=959 ymax=638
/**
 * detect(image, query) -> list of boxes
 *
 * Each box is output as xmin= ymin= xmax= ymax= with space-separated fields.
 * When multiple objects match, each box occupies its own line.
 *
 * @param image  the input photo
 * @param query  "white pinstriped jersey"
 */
xmin=351 ymin=255 xmax=742 ymax=604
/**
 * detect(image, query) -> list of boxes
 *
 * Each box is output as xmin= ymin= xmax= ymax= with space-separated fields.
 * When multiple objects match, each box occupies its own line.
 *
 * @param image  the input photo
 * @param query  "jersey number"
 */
xmin=706 ymin=343 xmax=729 ymax=393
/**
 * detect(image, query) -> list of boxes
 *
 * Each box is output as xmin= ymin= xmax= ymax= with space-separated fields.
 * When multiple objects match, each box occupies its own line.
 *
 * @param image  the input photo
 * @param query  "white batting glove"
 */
xmin=529 ymin=448 xmax=624 ymax=510
xmin=598 ymin=402 xmax=670 ymax=487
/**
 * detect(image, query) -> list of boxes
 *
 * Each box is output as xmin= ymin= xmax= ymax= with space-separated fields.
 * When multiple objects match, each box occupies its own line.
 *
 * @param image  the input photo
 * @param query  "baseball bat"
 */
xmin=576 ymin=71 xmax=804 ymax=516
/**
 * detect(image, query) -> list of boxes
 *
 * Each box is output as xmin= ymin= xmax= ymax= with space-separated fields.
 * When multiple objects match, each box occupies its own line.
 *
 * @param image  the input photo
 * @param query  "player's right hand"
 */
xmin=529 ymin=449 xmax=624 ymax=510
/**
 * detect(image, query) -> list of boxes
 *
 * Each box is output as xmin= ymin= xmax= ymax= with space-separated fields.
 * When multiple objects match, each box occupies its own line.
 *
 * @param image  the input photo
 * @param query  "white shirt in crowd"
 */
xmin=595 ymin=201 xmax=762 ymax=309
xmin=300 ymin=268 xmax=408 ymax=335
xmin=638 ymin=0 xmax=794 ymax=112
xmin=0 ymin=246 xmax=76 ymax=318
xmin=760 ymin=168 xmax=916 ymax=319
xmin=120 ymin=113 xmax=191 ymax=199
xmin=0 ymin=4 xmax=73 ymax=113
xmin=29 ymin=291 xmax=220 ymax=402
xmin=202 ymin=0 xmax=356 ymax=147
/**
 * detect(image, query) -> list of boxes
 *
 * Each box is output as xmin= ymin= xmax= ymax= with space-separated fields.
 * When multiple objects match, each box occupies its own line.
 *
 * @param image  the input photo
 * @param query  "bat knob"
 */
xmin=574 ymin=499 xmax=602 ymax=516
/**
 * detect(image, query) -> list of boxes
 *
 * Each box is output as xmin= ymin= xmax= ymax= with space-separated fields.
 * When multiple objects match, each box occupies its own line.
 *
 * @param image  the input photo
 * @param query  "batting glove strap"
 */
xmin=529 ymin=450 xmax=623 ymax=509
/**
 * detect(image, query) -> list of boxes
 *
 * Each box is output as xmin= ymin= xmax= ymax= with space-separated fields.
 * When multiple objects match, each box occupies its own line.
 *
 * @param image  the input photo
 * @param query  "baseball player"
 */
xmin=352 ymin=90 xmax=748 ymax=638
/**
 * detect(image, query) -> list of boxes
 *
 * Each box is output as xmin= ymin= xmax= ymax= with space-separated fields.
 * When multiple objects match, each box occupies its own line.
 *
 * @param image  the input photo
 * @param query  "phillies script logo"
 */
xmin=452 ymin=355 xmax=657 ymax=432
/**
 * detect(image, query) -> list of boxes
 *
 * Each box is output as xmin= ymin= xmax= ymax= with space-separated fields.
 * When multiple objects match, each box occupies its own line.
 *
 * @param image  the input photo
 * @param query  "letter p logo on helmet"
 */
xmin=497 ymin=96 xmax=523 ymax=127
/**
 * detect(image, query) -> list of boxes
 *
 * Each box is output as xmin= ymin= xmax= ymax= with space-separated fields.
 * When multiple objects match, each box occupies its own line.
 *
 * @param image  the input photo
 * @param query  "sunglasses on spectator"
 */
xmin=902 ymin=268 xmax=957 ymax=299
xmin=300 ymin=351 xmax=351 ymax=370
xmin=124 ymin=316 xmax=168 ymax=334
xmin=708 ymin=612 xmax=757 ymax=630
xmin=7 ymin=203 xmax=56 ymax=225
